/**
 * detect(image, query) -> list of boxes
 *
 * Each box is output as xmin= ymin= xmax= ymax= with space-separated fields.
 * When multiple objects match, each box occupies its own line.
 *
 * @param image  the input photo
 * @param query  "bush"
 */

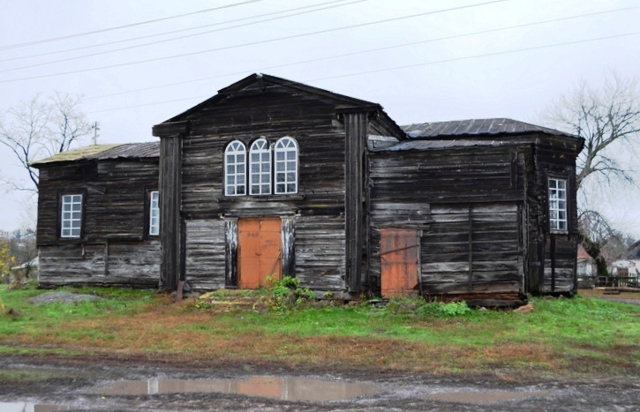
xmin=267 ymin=276 xmax=316 ymax=312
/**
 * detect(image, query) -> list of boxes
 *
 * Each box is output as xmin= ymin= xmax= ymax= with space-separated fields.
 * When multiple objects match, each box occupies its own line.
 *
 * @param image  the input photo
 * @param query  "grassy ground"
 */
xmin=1 ymin=284 xmax=639 ymax=377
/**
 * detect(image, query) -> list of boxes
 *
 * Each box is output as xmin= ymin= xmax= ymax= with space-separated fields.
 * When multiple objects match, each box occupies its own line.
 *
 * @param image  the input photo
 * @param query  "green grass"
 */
xmin=2 ymin=284 xmax=639 ymax=376
xmin=0 ymin=284 xmax=156 ymax=337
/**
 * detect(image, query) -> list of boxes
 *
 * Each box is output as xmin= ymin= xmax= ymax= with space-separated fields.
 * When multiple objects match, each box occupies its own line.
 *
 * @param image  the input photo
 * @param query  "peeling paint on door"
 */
xmin=380 ymin=228 xmax=419 ymax=297
xmin=238 ymin=218 xmax=282 ymax=289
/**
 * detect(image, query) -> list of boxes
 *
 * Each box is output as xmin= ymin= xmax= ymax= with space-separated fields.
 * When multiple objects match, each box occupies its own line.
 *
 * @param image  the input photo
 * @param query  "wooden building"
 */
xmin=35 ymin=74 xmax=583 ymax=303
xmin=32 ymin=143 xmax=160 ymax=288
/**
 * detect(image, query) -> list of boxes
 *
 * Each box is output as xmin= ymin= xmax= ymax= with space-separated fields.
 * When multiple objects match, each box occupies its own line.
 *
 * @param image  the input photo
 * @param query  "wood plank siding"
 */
xmin=369 ymin=146 xmax=529 ymax=299
xmin=36 ymin=157 xmax=160 ymax=288
xmin=153 ymin=76 xmax=384 ymax=293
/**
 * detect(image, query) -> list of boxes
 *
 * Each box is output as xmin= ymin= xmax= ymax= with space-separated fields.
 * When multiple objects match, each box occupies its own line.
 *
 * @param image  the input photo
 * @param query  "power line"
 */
xmin=87 ymin=31 xmax=640 ymax=114
xmin=0 ymin=0 xmax=358 ymax=64
xmin=0 ymin=0 xmax=511 ymax=84
xmin=84 ymin=5 xmax=640 ymax=101
xmin=308 ymin=31 xmax=640 ymax=82
xmin=0 ymin=0 xmax=366 ymax=73
xmin=0 ymin=0 xmax=263 ymax=51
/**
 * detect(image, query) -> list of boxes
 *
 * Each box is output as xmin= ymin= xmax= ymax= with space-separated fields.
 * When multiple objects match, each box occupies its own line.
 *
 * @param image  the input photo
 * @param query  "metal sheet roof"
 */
xmin=402 ymin=118 xmax=575 ymax=138
xmin=370 ymin=139 xmax=519 ymax=152
xmin=31 ymin=142 xmax=159 ymax=166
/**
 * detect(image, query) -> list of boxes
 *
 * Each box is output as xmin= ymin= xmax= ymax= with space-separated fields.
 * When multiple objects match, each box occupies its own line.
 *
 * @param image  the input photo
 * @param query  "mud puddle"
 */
xmin=422 ymin=389 xmax=551 ymax=404
xmin=0 ymin=403 xmax=71 ymax=412
xmin=96 ymin=375 xmax=384 ymax=402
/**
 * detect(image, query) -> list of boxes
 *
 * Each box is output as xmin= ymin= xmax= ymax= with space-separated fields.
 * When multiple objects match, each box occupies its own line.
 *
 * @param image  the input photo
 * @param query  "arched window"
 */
xmin=249 ymin=138 xmax=271 ymax=195
xmin=274 ymin=137 xmax=298 ymax=194
xmin=224 ymin=140 xmax=246 ymax=196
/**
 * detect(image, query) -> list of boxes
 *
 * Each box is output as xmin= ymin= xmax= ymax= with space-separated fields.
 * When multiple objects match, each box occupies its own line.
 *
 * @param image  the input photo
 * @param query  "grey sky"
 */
xmin=1 ymin=0 xmax=639 ymax=236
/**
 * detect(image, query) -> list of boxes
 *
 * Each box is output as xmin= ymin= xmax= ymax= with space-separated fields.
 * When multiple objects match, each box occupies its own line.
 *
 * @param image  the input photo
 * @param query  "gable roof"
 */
xmin=164 ymin=73 xmax=383 ymax=123
xmin=31 ymin=142 xmax=159 ymax=166
xmin=402 ymin=118 xmax=576 ymax=139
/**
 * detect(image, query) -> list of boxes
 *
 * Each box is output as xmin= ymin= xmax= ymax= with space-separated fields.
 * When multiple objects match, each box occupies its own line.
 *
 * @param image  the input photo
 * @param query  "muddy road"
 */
xmin=1 ymin=355 xmax=639 ymax=411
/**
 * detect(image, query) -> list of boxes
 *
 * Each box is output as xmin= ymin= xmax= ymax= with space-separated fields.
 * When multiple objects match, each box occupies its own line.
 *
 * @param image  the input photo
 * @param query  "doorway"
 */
xmin=238 ymin=218 xmax=282 ymax=289
xmin=380 ymin=228 xmax=420 ymax=297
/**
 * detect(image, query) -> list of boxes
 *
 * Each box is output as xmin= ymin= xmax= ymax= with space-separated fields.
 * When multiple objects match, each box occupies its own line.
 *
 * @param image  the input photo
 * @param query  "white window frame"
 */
xmin=61 ymin=194 xmax=83 ymax=238
xmin=274 ymin=136 xmax=298 ymax=194
xmin=149 ymin=191 xmax=160 ymax=236
xmin=224 ymin=140 xmax=247 ymax=196
xmin=549 ymin=178 xmax=568 ymax=232
xmin=249 ymin=138 xmax=272 ymax=195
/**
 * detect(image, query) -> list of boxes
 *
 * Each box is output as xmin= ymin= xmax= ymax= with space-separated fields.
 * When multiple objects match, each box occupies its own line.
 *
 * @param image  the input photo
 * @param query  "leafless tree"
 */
xmin=0 ymin=92 xmax=93 ymax=192
xmin=542 ymin=73 xmax=640 ymax=277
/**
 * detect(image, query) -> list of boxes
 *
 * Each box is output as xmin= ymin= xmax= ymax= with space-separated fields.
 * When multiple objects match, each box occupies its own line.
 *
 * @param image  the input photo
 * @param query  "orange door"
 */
xmin=380 ymin=228 xmax=419 ymax=297
xmin=238 ymin=218 xmax=282 ymax=289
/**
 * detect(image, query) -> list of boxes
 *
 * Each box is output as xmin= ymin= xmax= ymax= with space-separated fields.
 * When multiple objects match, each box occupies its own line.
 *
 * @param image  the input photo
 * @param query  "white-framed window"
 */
xmin=274 ymin=136 xmax=298 ymax=194
xmin=224 ymin=140 xmax=246 ymax=196
xmin=549 ymin=178 xmax=567 ymax=231
xmin=61 ymin=194 xmax=82 ymax=238
xmin=149 ymin=191 xmax=160 ymax=236
xmin=249 ymin=138 xmax=271 ymax=195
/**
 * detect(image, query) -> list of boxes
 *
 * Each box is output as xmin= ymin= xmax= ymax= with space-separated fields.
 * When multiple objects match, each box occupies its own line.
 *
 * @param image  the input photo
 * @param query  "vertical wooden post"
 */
xmin=281 ymin=217 xmax=295 ymax=278
xmin=225 ymin=218 xmax=238 ymax=287
xmin=468 ymin=204 xmax=473 ymax=293
xmin=343 ymin=111 xmax=368 ymax=293
xmin=153 ymin=120 xmax=190 ymax=293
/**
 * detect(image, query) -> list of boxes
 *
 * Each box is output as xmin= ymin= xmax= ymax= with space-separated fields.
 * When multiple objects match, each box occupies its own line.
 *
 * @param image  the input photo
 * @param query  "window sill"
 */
xmin=218 ymin=194 xmax=305 ymax=203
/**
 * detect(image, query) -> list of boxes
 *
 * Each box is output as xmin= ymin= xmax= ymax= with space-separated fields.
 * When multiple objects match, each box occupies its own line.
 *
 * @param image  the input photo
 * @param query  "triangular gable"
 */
xmin=163 ymin=73 xmax=381 ymax=124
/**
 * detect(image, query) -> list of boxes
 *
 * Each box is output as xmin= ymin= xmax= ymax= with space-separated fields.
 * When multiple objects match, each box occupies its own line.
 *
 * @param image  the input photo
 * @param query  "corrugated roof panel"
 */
xmin=401 ymin=118 xmax=576 ymax=138
xmin=30 ymin=144 xmax=122 ymax=165
xmin=30 ymin=142 xmax=159 ymax=166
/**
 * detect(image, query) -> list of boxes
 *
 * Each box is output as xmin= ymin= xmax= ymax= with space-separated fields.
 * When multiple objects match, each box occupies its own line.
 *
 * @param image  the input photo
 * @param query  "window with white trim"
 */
xmin=274 ymin=137 xmax=298 ymax=194
xmin=149 ymin=191 xmax=160 ymax=235
xmin=61 ymin=194 xmax=82 ymax=238
xmin=224 ymin=141 xmax=246 ymax=196
xmin=249 ymin=138 xmax=271 ymax=195
xmin=549 ymin=178 xmax=567 ymax=231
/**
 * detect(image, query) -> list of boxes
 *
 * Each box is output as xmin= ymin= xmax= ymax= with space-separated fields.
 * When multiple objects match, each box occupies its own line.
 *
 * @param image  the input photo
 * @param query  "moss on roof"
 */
xmin=30 ymin=144 xmax=123 ymax=165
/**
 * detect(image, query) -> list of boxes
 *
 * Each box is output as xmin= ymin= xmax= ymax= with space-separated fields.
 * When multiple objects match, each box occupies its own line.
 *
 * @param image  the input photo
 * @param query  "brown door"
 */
xmin=380 ymin=228 xmax=419 ymax=297
xmin=238 ymin=218 xmax=282 ymax=289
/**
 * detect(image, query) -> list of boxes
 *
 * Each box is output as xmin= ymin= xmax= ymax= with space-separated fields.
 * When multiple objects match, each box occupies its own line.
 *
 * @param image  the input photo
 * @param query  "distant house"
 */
xmin=577 ymin=245 xmax=596 ymax=287
xmin=32 ymin=74 xmax=584 ymax=304
xmin=609 ymin=260 xmax=640 ymax=287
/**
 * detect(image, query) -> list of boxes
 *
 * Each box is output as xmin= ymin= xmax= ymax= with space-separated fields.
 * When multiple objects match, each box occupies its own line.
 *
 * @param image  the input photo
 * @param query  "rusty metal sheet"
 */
xmin=238 ymin=218 xmax=282 ymax=289
xmin=380 ymin=228 xmax=419 ymax=297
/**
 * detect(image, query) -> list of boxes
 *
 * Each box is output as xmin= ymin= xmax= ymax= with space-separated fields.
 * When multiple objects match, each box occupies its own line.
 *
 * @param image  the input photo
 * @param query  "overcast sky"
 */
xmin=1 ymin=0 xmax=639 ymax=236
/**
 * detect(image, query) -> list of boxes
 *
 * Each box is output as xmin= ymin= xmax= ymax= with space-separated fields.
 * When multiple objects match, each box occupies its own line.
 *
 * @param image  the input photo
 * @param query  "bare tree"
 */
xmin=0 ymin=92 xmax=93 ymax=192
xmin=542 ymin=73 xmax=640 ymax=277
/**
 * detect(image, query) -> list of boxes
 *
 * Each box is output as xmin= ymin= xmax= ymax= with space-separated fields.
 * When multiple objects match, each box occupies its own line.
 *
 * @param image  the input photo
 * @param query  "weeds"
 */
xmin=383 ymin=297 xmax=472 ymax=317
xmin=267 ymin=276 xmax=316 ymax=312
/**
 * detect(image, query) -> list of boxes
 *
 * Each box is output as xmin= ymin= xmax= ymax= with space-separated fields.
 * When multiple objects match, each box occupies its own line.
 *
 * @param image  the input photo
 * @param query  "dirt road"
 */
xmin=1 ymin=355 xmax=639 ymax=411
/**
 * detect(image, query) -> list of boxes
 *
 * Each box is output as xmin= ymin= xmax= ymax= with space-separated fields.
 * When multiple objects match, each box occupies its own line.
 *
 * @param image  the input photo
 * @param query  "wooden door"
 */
xmin=238 ymin=218 xmax=282 ymax=289
xmin=380 ymin=228 xmax=419 ymax=297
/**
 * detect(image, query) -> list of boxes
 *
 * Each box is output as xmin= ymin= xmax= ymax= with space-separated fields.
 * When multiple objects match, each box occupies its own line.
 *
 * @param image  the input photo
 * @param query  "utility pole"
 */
xmin=92 ymin=121 xmax=100 ymax=145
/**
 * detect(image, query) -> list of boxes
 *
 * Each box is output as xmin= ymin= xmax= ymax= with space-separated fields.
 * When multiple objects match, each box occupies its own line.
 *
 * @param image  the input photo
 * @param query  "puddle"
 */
xmin=95 ymin=376 xmax=383 ymax=402
xmin=423 ymin=390 xmax=551 ymax=404
xmin=0 ymin=403 xmax=71 ymax=412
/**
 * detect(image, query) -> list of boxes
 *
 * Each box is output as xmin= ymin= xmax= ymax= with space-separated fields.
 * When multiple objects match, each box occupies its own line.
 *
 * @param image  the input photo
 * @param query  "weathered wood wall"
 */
xmin=528 ymin=135 xmax=580 ymax=294
xmin=175 ymin=85 xmax=354 ymax=291
xmin=368 ymin=146 xmax=528 ymax=298
xmin=36 ymin=158 xmax=160 ymax=288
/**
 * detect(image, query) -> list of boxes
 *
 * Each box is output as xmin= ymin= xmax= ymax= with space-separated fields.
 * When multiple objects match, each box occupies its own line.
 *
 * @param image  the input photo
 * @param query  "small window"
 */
xmin=149 ymin=191 xmax=160 ymax=235
xmin=249 ymin=138 xmax=271 ymax=195
xmin=224 ymin=141 xmax=246 ymax=196
xmin=274 ymin=137 xmax=298 ymax=194
xmin=61 ymin=194 xmax=82 ymax=238
xmin=549 ymin=178 xmax=567 ymax=231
